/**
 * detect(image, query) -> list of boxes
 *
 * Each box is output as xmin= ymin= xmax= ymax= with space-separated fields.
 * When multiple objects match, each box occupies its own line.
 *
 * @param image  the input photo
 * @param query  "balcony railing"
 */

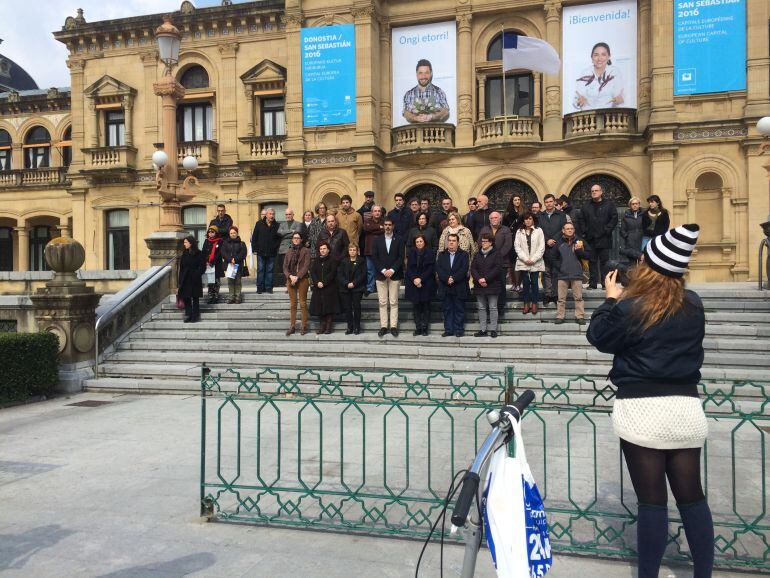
xmin=243 ymin=136 xmax=285 ymax=160
xmin=84 ymin=146 xmax=137 ymax=170
xmin=178 ymin=140 xmax=218 ymax=165
xmin=0 ymin=167 xmax=68 ymax=188
xmin=391 ymin=123 xmax=455 ymax=152
xmin=475 ymin=116 xmax=541 ymax=144
xmin=564 ymin=108 xmax=637 ymax=138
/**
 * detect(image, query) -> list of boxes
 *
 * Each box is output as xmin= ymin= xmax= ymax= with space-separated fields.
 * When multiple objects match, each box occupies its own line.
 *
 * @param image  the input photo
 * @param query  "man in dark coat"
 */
xmin=372 ymin=218 xmax=404 ymax=337
xmin=209 ymin=204 xmax=233 ymax=239
xmin=539 ymin=194 xmax=570 ymax=306
xmin=479 ymin=211 xmax=513 ymax=319
xmin=362 ymin=205 xmax=385 ymax=294
xmin=387 ymin=193 xmax=413 ymax=240
xmin=578 ymin=183 xmax=617 ymax=289
xmin=357 ymin=190 xmax=376 ymax=248
xmin=251 ymin=208 xmax=282 ymax=294
xmin=436 ymin=233 xmax=470 ymax=337
xmin=557 ymin=195 xmax=579 ymax=233
xmin=317 ymin=214 xmax=350 ymax=262
xmin=467 ymin=194 xmax=492 ymax=239
xmin=430 ymin=197 xmax=454 ymax=232
xmin=552 ymin=222 xmax=590 ymax=325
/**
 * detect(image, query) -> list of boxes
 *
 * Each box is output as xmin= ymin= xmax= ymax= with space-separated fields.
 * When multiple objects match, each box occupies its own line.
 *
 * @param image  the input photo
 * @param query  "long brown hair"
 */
xmin=619 ymin=263 xmax=686 ymax=330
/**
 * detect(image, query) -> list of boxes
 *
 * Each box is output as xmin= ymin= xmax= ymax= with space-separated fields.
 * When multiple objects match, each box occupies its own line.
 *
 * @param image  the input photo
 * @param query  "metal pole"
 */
xmin=200 ymin=363 xmax=209 ymax=517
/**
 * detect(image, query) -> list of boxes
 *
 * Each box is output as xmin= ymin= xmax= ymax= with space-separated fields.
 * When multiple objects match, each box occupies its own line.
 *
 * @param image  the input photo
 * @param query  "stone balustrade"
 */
xmin=474 ymin=116 xmax=541 ymax=144
xmin=391 ymin=123 xmax=455 ymax=151
xmin=565 ymin=108 xmax=637 ymax=137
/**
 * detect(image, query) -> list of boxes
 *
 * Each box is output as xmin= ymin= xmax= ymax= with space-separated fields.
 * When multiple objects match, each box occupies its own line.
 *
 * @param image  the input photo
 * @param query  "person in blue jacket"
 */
xmin=436 ymin=233 xmax=470 ymax=337
xmin=586 ymin=223 xmax=713 ymax=578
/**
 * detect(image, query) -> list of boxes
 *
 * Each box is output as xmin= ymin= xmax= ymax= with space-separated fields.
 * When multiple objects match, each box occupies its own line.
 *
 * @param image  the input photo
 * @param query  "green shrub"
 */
xmin=0 ymin=332 xmax=59 ymax=403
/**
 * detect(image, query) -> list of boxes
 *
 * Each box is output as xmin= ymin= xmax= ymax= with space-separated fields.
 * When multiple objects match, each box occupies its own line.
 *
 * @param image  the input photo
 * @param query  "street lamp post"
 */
xmin=145 ymin=16 xmax=199 ymax=272
xmin=757 ymin=117 xmax=770 ymax=289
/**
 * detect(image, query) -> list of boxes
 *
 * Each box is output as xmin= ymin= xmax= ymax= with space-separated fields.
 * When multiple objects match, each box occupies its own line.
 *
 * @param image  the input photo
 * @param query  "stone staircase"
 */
xmin=84 ymin=283 xmax=770 ymax=395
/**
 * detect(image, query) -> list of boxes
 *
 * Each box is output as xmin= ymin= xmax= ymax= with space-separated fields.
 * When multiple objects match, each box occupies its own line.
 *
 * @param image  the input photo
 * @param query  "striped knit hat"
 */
xmin=644 ymin=223 xmax=700 ymax=278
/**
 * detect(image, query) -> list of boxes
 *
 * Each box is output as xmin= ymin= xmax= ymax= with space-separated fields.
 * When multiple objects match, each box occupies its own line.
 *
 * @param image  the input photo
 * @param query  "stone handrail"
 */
xmin=391 ymin=123 xmax=455 ymax=151
xmin=0 ymin=167 xmax=69 ymax=187
xmin=565 ymin=108 xmax=637 ymax=137
xmin=475 ymin=116 xmax=540 ymax=143
xmin=246 ymin=136 xmax=285 ymax=159
xmin=84 ymin=146 xmax=138 ymax=168
xmin=178 ymin=140 xmax=219 ymax=165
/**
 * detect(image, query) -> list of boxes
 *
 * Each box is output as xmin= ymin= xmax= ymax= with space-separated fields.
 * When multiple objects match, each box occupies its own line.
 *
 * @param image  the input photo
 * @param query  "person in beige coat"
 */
xmin=514 ymin=212 xmax=545 ymax=314
xmin=336 ymin=194 xmax=363 ymax=247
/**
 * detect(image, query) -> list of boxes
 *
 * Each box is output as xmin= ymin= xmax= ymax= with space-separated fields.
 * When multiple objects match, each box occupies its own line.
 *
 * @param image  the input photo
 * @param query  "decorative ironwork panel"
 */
xmin=0 ymin=320 xmax=17 ymax=332
xmin=568 ymin=174 xmax=631 ymax=209
xmin=484 ymin=179 xmax=538 ymax=212
xmin=404 ymin=184 xmax=449 ymax=212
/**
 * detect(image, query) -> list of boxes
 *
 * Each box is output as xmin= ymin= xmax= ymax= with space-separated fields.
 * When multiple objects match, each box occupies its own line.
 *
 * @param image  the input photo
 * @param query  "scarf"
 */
xmin=286 ymin=244 xmax=303 ymax=275
xmin=206 ymin=237 xmax=221 ymax=265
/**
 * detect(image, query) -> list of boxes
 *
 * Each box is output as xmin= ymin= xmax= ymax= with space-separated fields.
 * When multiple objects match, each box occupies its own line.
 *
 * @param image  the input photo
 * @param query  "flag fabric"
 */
xmin=482 ymin=418 xmax=552 ymax=578
xmin=502 ymin=32 xmax=561 ymax=75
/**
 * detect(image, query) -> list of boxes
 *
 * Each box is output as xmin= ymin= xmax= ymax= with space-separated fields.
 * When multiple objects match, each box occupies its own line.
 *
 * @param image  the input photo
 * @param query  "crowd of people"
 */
xmin=176 ymin=187 xmax=671 ymax=333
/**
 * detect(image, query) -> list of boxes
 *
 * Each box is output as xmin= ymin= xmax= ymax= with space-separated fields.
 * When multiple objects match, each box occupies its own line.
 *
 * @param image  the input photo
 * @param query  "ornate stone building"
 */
xmin=0 ymin=0 xmax=767 ymax=282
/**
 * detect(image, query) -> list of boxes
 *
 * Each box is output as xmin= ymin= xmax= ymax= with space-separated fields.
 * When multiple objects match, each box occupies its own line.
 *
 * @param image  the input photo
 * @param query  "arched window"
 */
xmin=106 ymin=209 xmax=130 ymax=270
xmin=182 ymin=205 xmax=208 ymax=248
xmin=61 ymin=126 xmax=72 ymax=167
xmin=484 ymin=179 xmax=538 ymax=212
xmin=484 ymin=31 xmax=534 ymax=118
xmin=180 ymin=65 xmax=209 ymax=89
xmin=404 ymin=184 xmax=450 ymax=212
xmin=0 ymin=227 xmax=12 ymax=271
xmin=0 ymin=129 xmax=11 ymax=171
xmin=693 ymin=172 xmax=725 ymax=244
xmin=29 ymin=225 xmax=51 ymax=271
xmin=24 ymin=126 xmax=51 ymax=169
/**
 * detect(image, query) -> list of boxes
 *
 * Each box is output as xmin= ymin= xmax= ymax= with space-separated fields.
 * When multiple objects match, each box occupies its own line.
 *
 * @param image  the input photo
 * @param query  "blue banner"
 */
xmin=673 ymin=0 xmax=746 ymax=95
xmin=301 ymin=24 xmax=356 ymax=126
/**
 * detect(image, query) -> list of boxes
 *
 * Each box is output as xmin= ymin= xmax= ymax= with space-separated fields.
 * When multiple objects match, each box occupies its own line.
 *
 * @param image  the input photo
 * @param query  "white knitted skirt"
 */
xmin=612 ymin=396 xmax=708 ymax=450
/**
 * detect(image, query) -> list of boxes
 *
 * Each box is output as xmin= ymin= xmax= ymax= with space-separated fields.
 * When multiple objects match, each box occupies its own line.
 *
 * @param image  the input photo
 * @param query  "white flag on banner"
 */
xmin=502 ymin=32 xmax=561 ymax=75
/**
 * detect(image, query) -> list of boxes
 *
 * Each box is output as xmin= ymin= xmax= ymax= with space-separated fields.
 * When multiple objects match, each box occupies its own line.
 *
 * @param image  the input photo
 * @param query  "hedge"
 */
xmin=0 ymin=332 xmax=59 ymax=403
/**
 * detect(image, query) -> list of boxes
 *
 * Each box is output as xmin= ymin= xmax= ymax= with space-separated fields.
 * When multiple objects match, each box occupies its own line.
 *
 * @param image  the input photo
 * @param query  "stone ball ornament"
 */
xmin=44 ymin=237 xmax=86 ymax=273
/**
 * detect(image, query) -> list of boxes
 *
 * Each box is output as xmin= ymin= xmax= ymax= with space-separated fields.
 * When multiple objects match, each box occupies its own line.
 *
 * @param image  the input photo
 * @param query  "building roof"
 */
xmin=0 ymin=53 xmax=39 ymax=92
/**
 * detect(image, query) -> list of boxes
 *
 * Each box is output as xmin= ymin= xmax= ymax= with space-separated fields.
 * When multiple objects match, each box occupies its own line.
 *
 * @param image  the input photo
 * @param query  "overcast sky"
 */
xmin=0 ymin=0 xmax=228 ymax=89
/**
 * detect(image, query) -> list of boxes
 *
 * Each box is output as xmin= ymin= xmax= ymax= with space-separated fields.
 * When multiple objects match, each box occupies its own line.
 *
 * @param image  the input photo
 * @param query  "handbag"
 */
xmin=204 ymin=265 xmax=216 ymax=285
xmin=482 ymin=417 xmax=552 ymax=578
xmin=176 ymin=294 xmax=185 ymax=309
xmin=242 ymin=264 xmax=250 ymax=278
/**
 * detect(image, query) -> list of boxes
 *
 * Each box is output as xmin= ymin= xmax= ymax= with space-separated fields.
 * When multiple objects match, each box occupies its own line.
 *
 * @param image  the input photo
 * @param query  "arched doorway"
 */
xmin=484 ymin=179 xmax=538 ymax=213
xmin=569 ymin=174 xmax=632 ymax=259
xmin=404 ymin=184 xmax=449 ymax=212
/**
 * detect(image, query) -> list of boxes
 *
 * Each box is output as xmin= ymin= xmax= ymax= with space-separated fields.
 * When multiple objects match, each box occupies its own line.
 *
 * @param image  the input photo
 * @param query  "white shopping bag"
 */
xmin=483 ymin=418 xmax=552 ymax=578
xmin=204 ymin=265 xmax=216 ymax=285
xmin=225 ymin=263 xmax=239 ymax=279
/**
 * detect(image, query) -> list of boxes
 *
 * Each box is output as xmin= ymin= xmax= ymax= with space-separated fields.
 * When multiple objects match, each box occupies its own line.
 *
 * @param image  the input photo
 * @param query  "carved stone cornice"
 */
xmin=351 ymin=5 xmax=376 ymax=21
xmin=67 ymin=58 xmax=86 ymax=73
xmin=456 ymin=12 xmax=472 ymax=32
xmin=218 ymin=42 xmax=239 ymax=57
xmin=139 ymin=51 xmax=158 ymax=65
xmin=281 ymin=12 xmax=303 ymax=31
xmin=544 ymin=0 xmax=562 ymax=22
xmin=153 ymin=76 xmax=186 ymax=100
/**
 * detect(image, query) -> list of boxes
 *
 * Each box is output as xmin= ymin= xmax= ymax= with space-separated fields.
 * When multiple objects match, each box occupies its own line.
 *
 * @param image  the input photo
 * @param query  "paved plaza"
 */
xmin=0 ymin=392 xmax=753 ymax=577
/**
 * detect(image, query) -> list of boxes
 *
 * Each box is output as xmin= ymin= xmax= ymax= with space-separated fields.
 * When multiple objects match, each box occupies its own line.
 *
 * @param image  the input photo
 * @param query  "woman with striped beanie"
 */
xmin=586 ymin=224 xmax=713 ymax=578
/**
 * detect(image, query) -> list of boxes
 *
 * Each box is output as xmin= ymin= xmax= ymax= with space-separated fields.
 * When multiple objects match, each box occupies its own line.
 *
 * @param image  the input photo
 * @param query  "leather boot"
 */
xmin=531 ymin=302 xmax=539 ymax=315
xmin=522 ymin=303 xmax=530 ymax=314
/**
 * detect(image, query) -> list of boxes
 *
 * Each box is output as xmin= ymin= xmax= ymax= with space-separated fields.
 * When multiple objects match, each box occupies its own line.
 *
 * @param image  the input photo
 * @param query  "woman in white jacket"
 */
xmin=514 ymin=212 xmax=545 ymax=314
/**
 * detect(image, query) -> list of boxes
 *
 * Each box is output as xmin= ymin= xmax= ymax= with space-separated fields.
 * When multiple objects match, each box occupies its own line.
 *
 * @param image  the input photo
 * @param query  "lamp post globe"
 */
xmin=152 ymin=150 xmax=169 ymax=168
xmin=155 ymin=16 xmax=181 ymax=72
xmin=182 ymin=155 xmax=199 ymax=171
xmin=757 ymin=117 xmax=770 ymax=137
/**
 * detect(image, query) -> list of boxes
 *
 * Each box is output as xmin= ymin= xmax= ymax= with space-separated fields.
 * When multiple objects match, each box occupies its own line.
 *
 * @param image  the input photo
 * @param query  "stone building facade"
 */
xmin=0 ymin=0 xmax=767 ymax=282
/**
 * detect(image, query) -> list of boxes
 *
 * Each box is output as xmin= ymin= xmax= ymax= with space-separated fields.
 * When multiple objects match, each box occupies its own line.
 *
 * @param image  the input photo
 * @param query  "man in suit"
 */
xmin=372 ymin=217 xmax=404 ymax=337
xmin=436 ymin=233 xmax=470 ymax=337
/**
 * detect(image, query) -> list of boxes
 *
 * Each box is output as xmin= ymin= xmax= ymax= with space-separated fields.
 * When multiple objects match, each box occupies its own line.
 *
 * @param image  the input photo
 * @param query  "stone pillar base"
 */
xmin=145 ymin=231 xmax=186 ymax=292
xmin=57 ymin=360 xmax=95 ymax=394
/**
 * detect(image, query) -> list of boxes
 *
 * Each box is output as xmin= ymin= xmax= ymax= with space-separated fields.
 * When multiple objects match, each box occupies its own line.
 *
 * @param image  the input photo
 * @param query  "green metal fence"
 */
xmin=200 ymin=364 xmax=770 ymax=572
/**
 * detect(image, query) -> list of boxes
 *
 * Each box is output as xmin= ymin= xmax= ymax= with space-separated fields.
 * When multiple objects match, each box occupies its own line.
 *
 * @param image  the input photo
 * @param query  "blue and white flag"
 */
xmin=502 ymin=32 xmax=561 ymax=75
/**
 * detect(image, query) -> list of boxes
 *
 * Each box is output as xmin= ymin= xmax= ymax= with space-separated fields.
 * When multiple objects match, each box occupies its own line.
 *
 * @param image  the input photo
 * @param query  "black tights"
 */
xmin=621 ymin=440 xmax=713 ymax=578
xmin=621 ymin=440 xmax=705 ymax=506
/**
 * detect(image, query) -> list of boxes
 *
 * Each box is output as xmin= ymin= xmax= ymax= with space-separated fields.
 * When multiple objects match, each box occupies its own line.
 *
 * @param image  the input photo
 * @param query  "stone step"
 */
xmin=120 ymin=330 xmax=770 ymax=353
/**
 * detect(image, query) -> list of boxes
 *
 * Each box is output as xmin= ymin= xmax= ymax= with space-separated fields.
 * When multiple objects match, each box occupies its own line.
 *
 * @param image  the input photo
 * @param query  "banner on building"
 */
xmin=673 ymin=0 xmax=746 ymax=95
xmin=391 ymin=21 xmax=457 ymax=128
xmin=301 ymin=24 xmax=356 ymax=127
xmin=562 ymin=0 xmax=638 ymax=115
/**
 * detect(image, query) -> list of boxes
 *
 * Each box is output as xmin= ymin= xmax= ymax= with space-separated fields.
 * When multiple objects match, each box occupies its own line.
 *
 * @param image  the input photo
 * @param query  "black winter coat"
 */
xmin=538 ymin=210 xmax=569 ymax=264
xmin=641 ymin=209 xmax=671 ymax=238
xmin=406 ymin=225 xmax=438 ymax=253
xmin=209 ymin=214 xmax=233 ymax=237
xmin=317 ymin=227 xmax=350 ymax=262
xmin=220 ymin=236 xmax=247 ymax=278
xmin=405 ymin=248 xmax=437 ymax=303
xmin=250 ymin=219 xmax=281 ymax=257
xmin=436 ymin=249 xmax=470 ymax=299
xmin=553 ymin=235 xmax=590 ymax=281
xmin=387 ymin=206 xmax=414 ymax=239
xmin=178 ymin=249 xmax=206 ymax=298
xmin=586 ymin=290 xmax=705 ymax=399
xmin=309 ymin=256 xmax=340 ymax=316
xmin=620 ymin=209 xmax=644 ymax=254
xmin=578 ymin=198 xmax=617 ymax=249
xmin=201 ymin=238 xmax=225 ymax=278
xmin=337 ymin=257 xmax=367 ymax=294
xmin=470 ymin=248 xmax=503 ymax=296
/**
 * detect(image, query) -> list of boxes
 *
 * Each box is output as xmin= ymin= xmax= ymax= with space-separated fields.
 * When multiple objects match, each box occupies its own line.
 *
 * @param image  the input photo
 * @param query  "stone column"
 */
xmin=15 ymin=223 xmax=29 ymax=272
xmin=649 ymin=0 xmax=675 ymax=125
xmin=455 ymin=11 xmax=474 ymax=147
xmin=378 ymin=21 xmax=392 ymax=153
xmin=141 ymin=51 xmax=160 ymax=161
xmin=686 ymin=189 xmax=696 ymax=224
xmin=650 ymin=147 xmax=677 ymax=214
xmin=66 ymin=58 xmax=88 ymax=171
xmin=533 ymin=73 xmax=542 ymax=118
xmin=745 ymin=0 xmax=770 ymax=118
xmin=477 ymin=75 xmax=486 ymax=121
xmin=122 ymin=95 xmax=134 ymax=147
xmin=89 ymin=98 xmax=99 ymax=148
xmin=11 ymin=142 xmax=22 ymax=171
xmin=353 ymin=4 xmax=379 ymax=146
xmin=244 ymin=85 xmax=256 ymax=137
xmin=721 ymin=188 xmax=733 ymax=242
xmin=637 ymin=0 xmax=652 ymax=131
xmin=218 ymin=42 xmax=240 ymax=164
xmin=29 ymin=238 xmax=101 ymax=393
xmin=542 ymin=0 xmax=562 ymax=141
xmin=282 ymin=10 xmax=305 ymax=153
